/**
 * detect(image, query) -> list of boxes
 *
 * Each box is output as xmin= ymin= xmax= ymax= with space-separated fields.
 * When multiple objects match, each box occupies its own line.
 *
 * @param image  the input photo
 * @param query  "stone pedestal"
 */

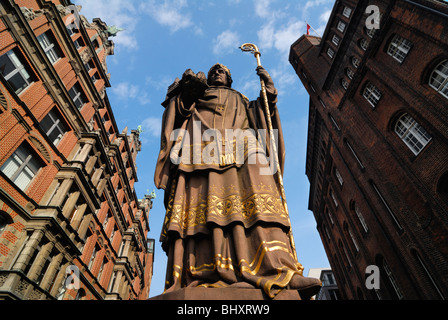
xmin=149 ymin=287 xmax=302 ymax=300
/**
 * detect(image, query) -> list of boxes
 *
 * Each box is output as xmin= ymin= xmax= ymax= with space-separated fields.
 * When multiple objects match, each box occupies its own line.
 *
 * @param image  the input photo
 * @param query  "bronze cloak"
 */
xmin=154 ymin=84 xmax=321 ymax=298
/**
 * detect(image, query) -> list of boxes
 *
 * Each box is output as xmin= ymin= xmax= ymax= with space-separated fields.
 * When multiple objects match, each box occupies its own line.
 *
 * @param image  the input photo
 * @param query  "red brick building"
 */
xmin=0 ymin=0 xmax=154 ymax=299
xmin=290 ymin=0 xmax=448 ymax=299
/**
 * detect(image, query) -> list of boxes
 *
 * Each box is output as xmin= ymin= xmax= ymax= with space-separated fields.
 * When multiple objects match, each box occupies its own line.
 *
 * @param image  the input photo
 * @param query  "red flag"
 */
xmin=306 ymin=24 xmax=311 ymax=35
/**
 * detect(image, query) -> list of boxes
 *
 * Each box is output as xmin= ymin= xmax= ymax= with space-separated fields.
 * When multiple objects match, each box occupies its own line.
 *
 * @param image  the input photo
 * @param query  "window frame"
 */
xmin=394 ymin=113 xmax=432 ymax=155
xmin=0 ymin=143 xmax=45 ymax=191
xmin=327 ymin=47 xmax=335 ymax=58
xmin=0 ymin=48 xmax=35 ymax=95
xmin=337 ymin=20 xmax=346 ymax=33
xmin=363 ymin=82 xmax=382 ymax=107
xmin=68 ymin=83 xmax=87 ymax=110
xmin=332 ymin=34 xmax=340 ymax=46
xmin=387 ymin=34 xmax=412 ymax=63
xmin=342 ymin=6 xmax=352 ymax=18
xmin=40 ymin=107 xmax=69 ymax=145
xmin=37 ymin=31 xmax=62 ymax=65
xmin=359 ymin=38 xmax=369 ymax=51
xmin=429 ymin=59 xmax=448 ymax=99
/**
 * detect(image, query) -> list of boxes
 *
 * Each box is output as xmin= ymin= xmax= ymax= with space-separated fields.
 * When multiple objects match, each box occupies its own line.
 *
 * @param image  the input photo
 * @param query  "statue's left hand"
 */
xmin=256 ymin=66 xmax=275 ymax=90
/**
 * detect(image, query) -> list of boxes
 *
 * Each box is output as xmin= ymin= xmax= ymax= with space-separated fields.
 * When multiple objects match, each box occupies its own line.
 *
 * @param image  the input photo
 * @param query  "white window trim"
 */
xmin=337 ymin=20 xmax=346 ymax=33
xmin=394 ymin=113 xmax=432 ymax=155
xmin=0 ymin=49 xmax=34 ymax=95
xmin=0 ymin=144 xmax=43 ymax=191
xmin=429 ymin=60 xmax=448 ymax=99
xmin=37 ymin=32 xmax=61 ymax=65
xmin=387 ymin=34 xmax=412 ymax=63
xmin=343 ymin=6 xmax=352 ymax=18
xmin=363 ymin=82 xmax=382 ymax=107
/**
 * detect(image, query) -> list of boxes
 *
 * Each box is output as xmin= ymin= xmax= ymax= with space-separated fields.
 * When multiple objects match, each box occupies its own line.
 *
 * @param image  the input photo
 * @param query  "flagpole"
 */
xmin=305 ymin=21 xmax=322 ymax=37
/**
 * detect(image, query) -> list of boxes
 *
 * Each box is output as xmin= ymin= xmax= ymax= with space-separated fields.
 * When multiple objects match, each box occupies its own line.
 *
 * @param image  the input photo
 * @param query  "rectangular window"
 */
xmin=383 ymin=260 xmax=404 ymax=299
xmin=91 ymin=72 xmax=100 ymax=83
xmin=37 ymin=31 xmax=62 ymax=64
xmin=68 ymin=83 xmax=87 ymax=109
xmin=319 ymin=97 xmax=326 ymax=108
xmin=395 ymin=114 xmax=432 ymax=155
xmin=0 ymin=48 xmax=35 ymax=95
xmin=0 ymin=144 xmax=44 ymax=191
xmin=342 ymin=6 xmax=352 ymax=18
xmin=335 ymin=168 xmax=344 ymax=186
xmin=337 ymin=21 xmax=346 ymax=33
xmin=332 ymin=34 xmax=340 ymax=46
xmin=330 ymin=189 xmax=338 ymax=208
xmin=363 ymin=82 xmax=382 ymax=107
xmin=327 ymin=47 xmax=335 ymax=58
xmin=40 ymin=108 xmax=69 ymax=145
xmin=73 ymin=37 xmax=84 ymax=50
xmin=329 ymin=114 xmax=341 ymax=131
xmin=354 ymin=203 xmax=369 ymax=233
xmin=387 ymin=34 xmax=412 ymax=63
xmin=345 ymin=140 xmax=365 ymax=169
xmin=371 ymin=182 xmax=403 ymax=231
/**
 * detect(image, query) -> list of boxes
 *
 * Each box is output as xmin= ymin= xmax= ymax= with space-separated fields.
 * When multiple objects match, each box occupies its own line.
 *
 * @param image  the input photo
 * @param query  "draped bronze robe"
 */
xmin=154 ymin=84 xmax=321 ymax=298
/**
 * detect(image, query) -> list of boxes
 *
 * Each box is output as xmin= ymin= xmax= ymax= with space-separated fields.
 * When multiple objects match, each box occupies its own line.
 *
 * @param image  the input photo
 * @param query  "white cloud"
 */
xmin=140 ymin=0 xmax=193 ymax=33
xmin=254 ymin=0 xmax=272 ymax=18
xmin=319 ymin=9 xmax=332 ymax=24
xmin=212 ymin=30 xmax=240 ymax=55
xmin=141 ymin=117 xmax=162 ymax=137
xmin=111 ymin=82 xmax=150 ymax=105
xmin=112 ymin=82 xmax=138 ymax=99
xmin=76 ymin=0 xmax=139 ymax=50
xmin=272 ymin=20 xmax=305 ymax=54
xmin=257 ymin=22 xmax=275 ymax=50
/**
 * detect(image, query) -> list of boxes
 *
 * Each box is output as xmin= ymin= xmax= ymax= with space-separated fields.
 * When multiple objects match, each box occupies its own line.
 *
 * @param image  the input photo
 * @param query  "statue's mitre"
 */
xmin=208 ymin=63 xmax=231 ymax=77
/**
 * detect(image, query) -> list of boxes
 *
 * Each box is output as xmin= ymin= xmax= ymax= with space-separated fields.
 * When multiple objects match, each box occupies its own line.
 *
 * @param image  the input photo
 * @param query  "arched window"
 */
xmin=429 ymin=60 xmax=448 ymax=99
xmin=394 ymin=113 xmax=432 ymax=155
xmin=352 ymin=57 xmax=360 ymax=69
xmin=354 ymin=202 xmax=368 ymax=233
xmin=359 ymin=38 xmax=369 ymax=51
xmin=346 ymin=68 xmax=355 ymax=79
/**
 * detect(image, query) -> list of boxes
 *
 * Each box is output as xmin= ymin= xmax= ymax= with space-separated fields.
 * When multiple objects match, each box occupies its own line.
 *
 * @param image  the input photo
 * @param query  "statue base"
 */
xmin=149 ymin=287 xmax=302 ymax=300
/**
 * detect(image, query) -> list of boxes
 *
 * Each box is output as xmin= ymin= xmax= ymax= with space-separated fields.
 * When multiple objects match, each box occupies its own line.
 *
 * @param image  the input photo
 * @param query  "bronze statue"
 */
xmin=154 ymin=55 xmax=322 ymax=299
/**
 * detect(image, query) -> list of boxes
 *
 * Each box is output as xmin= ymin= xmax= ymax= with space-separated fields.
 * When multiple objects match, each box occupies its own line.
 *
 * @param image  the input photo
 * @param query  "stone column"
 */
xmin=13 ymin=229 xmax=44 ymax=273
xmin=85 ymin=153 xmax=100 ymax=176
xmin=96 ymin=175 xmax=109 ymax=196
xmin=48 ymin=179 xmax=74 ymax=207
xmin=62 ymin=191 xmax=81 ymax=219
xmin=112 ymin=270 xmax=123 ymax=294
xmin=77 ymin=213 xmax=93 ymax=241
xmin=27 ymin=241 xmax=55 ymax=282
xmin=40 ymin=252 xmax=64 ymax=292
xmin=91 ymin=165 xmax=105 ymax=187
xmin=70 ymin=203 xmax=88 ymax=231
xmin=75 ymin=140 xmax=94 ymax=162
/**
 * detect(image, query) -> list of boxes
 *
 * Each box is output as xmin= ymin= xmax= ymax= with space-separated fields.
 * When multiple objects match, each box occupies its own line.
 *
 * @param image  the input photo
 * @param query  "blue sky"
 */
xmin=77 ymin=0 xmax=334 ymax=298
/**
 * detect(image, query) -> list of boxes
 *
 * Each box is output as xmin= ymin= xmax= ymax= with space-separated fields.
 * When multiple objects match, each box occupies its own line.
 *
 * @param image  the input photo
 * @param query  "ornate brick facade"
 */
xmin=0 ymin=0 xmax=154 ymax=300
xmin=290 ymin=0 xmax=448 ymax=299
